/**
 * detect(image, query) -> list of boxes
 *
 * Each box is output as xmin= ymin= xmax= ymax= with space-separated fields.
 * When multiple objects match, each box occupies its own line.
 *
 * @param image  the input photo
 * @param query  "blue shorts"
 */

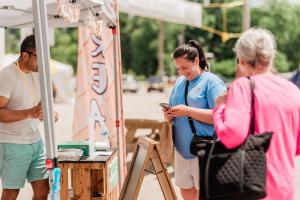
xmin=0 ymin=139 xmax=49 ymax=189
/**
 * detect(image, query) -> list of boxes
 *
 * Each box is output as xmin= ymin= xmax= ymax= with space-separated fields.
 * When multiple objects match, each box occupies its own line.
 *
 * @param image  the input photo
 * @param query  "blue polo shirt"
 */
xmin=169 ymin=72 xmax=226 ymax=159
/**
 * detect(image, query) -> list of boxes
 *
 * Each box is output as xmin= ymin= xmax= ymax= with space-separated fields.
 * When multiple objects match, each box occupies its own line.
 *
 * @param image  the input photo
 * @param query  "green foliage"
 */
xmin=136 ymin=74 xmax=146 ymax=81
xmin=177 ymin=0 xmax=300 ymax=77
xmin=50 ymin=28 xmax=78 ymax=73
xmin=213 ymin=51 xmax=290 ymax=77
xmin=275 ymin=51 xmax=290 ymax=73
xmin=213 ymin=59 xmax=236 ymax=78
xmin=5 ymin=28 xmax=78 ymax=74
xmin=251 ymin=0 xmax=300 ymax=71
xmin=5 ymin=29 xmax=20 ymax=54
xmin=120 ymin=13 xmax=183 ymax=77
xmin=4 ymin=0 xmax=300 ymax=78
xmin=120 ymin=14 xmax=158 ymax=76
xmin=163 ymin=24 xmax=185 ymax=76
xmin=184 ymin=0 xmax=242 ymax=63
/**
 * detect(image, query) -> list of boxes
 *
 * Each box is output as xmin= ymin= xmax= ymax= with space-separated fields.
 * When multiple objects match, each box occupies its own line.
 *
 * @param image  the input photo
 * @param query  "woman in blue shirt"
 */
xmin=163 ymin=40 xmax=226 ymax=200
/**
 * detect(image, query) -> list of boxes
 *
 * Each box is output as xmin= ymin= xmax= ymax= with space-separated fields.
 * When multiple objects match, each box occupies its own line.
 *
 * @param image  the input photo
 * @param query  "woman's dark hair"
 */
xmin=20 ymin=35 xmax=36 ymax=54
xmin=173 ymin=40 xmax=208 ymax=70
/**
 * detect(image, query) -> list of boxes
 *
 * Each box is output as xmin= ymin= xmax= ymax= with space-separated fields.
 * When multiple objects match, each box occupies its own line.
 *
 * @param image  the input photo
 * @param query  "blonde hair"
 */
xmin=235 ymin=27 xmax=277 ymax=68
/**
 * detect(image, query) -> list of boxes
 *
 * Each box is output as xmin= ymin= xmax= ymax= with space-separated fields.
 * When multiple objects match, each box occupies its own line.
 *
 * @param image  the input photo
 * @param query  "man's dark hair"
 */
xmin=20 ymin=35 xmax=36 ymax=53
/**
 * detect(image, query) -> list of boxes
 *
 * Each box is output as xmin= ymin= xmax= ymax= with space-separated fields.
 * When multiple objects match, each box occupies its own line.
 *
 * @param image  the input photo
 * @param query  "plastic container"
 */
xmin=57 ymin=148 xmax=83 ymax=161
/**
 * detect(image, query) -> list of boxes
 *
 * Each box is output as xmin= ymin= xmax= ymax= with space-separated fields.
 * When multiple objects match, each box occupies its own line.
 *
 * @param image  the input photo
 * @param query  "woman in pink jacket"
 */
xmin=213 ymin=27 xmax=300 ymax=200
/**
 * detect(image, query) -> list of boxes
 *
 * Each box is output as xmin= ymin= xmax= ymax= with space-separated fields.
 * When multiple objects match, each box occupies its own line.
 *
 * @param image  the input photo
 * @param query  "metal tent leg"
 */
xmin=32 ymin=1 xmax=60 ymax=199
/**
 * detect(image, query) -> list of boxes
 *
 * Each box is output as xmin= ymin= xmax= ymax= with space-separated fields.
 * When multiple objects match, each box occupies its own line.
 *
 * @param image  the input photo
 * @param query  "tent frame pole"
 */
xmin=112 ymin=27 xmax=122 ymax=189
xmin=32 ymin=0 xmax=57 ymax=163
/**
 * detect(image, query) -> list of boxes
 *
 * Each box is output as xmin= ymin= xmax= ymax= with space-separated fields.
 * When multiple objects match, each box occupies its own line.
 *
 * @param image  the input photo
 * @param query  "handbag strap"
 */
xmin=184 ymin=81 xmax=197 ymax=136
xmin=249 ymin=77 xmax=255 ymax=135
xmin=209 ymin=77 xmax=255 ymax=143
xmin=204 ymin=77 xmax=255 ymax=197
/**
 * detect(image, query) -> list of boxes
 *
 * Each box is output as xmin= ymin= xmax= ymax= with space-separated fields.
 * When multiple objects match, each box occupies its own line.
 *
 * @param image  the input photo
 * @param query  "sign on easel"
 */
xmin=120 ymin=137 xmax=177 ymax=200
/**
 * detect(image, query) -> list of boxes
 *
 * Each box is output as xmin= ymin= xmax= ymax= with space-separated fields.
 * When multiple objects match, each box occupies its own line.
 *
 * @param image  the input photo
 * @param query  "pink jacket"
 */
xmin=213 ymin=74 xmax=300 ymax=200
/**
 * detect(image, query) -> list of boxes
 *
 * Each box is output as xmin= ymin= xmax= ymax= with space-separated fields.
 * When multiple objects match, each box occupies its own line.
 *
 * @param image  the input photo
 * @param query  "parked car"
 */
xmin=122 ymin=74 xmax=139 ymax=93
xmin=147 ymin=76 xmax=164 ymax=93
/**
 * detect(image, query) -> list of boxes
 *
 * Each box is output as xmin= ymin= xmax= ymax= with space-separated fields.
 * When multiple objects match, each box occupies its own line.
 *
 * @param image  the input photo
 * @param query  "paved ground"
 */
xmin=0 ymin=85 xmax=299 ymax=199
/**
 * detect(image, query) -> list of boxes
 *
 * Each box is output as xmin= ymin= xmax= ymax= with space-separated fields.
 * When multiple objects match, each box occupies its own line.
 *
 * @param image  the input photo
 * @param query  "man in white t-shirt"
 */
xmin=0 ymin=35 xmax=56 ymax=200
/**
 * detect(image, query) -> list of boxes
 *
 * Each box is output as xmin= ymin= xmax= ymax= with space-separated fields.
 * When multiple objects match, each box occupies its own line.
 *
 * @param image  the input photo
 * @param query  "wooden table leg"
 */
xmin=59 ymin=164 xmax=68 ymax=200
xmin=72 ymin=164 xmax=82 ymax=199
xmin=81 ymin=164 xmax=91 ymax=200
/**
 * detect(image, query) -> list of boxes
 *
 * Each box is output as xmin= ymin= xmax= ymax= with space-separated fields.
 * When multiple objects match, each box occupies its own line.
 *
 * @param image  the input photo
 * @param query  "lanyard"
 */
xmin=16 ymin=61 xmax=38 ymax=105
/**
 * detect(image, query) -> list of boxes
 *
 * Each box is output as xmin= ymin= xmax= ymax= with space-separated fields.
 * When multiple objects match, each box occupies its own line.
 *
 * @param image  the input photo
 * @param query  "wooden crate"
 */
xmin=58 ymin=150 xmax=119 ymax=200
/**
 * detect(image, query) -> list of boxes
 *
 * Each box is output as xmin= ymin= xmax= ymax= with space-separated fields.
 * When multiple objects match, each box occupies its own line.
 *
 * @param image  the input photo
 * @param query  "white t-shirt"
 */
xmin=0 ymin=62 xmax=41 ymax=144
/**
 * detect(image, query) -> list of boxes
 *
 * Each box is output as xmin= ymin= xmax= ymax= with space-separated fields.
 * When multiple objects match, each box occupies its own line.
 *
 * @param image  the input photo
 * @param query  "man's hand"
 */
xmin=28 ymin=104 xmax=58 ymax=122
xmin=36 ymin=111 xmax=59 ymax=122
xmin=28 ymin=104 xmax=42 ymax=119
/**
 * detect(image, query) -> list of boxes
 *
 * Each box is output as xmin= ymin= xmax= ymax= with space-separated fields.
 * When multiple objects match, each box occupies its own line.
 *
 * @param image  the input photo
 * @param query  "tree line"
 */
xmin=4 ymin=0 xmax=300 ymax=78
xmin=120 ymin=0 xmax=300 ymax=78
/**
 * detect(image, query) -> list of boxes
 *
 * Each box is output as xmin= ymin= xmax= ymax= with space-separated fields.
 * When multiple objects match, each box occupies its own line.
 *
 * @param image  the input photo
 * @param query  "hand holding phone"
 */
xmin=159 ymin=103 xmax=171 ymax=110
xmin=160 ymin=103 xmax=173 ymax=122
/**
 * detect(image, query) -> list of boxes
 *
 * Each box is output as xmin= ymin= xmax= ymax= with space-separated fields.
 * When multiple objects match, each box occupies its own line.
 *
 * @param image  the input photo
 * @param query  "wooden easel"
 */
xmin=120 ymin=136 xmax=177 ymax=200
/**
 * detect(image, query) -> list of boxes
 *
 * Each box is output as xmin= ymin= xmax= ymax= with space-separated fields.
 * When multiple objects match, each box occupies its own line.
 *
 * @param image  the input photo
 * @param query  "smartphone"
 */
xmin=159 ymin=103 xmax=171 ymax=109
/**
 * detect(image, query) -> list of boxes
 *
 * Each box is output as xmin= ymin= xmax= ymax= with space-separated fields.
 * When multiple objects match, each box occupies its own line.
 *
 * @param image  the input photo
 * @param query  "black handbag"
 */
xmin=194 ymin=78 xmax=273 ymax=200
xmin=184 ymin=81 xmax=214 ymax=155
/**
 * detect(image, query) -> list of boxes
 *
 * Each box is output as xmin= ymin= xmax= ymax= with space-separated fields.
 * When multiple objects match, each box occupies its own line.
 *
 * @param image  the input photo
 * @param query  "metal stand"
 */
xmin=32 ymin=1 xmax=60 ymax=199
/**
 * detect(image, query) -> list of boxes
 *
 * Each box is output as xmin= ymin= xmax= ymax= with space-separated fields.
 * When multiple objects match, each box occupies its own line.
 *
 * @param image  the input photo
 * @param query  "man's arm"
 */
xmin=0 ymin=96 xmax=41 ymax=123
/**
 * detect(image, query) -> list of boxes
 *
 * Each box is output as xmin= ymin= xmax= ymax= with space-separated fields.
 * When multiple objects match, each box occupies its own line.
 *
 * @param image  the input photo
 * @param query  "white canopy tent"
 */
xmin=119 ymin=0 xmax=202 ymax=27
xmin=0 ymin=1 xmax=119 ymax=196
xmin=0 ymin=0 xmax=116 ymax=28
xmin=0 ymin=0 xmax=117 ymax=155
